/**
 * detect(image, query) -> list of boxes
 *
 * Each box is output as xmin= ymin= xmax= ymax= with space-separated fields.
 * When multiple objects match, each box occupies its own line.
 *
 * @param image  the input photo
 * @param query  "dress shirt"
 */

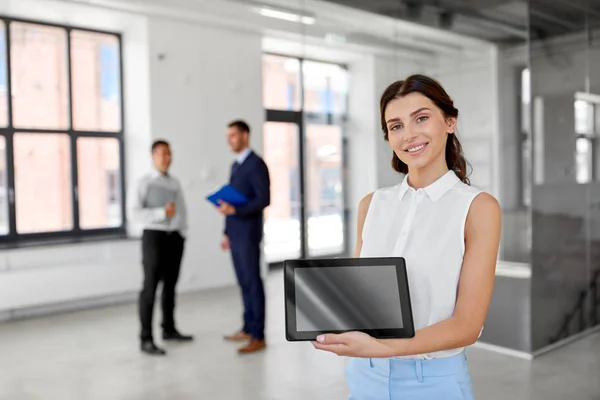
xmin=128 ymin=169 xmax=188 ymax=237
xmin=236 ymin=148 xmax=252 ymax=165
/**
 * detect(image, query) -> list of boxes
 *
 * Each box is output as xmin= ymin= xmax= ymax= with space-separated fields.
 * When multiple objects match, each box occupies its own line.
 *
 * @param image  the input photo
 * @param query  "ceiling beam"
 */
xmin=530 ymin=9 xmax=580 ymax=31
xmin=416 ymin=1 xmax=527 ymax=39
xmin=531 ymin=0 xmax=600 ymax=21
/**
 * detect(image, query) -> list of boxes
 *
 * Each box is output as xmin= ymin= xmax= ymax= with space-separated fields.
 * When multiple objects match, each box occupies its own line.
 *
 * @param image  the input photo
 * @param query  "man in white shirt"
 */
xmin=128 ymin=140 xmax=193 ymax=356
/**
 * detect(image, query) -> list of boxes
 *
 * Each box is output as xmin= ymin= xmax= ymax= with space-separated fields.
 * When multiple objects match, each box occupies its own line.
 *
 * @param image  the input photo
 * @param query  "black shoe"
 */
xmin=141 ymin=340 xmax=166 ymax=355
xmin=162 ymin=330 xmax=194 ymax=341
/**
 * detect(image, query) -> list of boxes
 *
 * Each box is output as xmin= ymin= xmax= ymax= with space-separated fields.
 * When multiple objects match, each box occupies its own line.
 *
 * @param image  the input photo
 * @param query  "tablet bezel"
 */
xmin=284 ymin=257 xmax=415 ymax=342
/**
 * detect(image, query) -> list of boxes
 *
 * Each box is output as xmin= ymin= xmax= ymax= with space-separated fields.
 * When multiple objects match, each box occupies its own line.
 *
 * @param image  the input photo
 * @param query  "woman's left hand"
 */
xmin=312 ymin=331 xmax=395 ymax=358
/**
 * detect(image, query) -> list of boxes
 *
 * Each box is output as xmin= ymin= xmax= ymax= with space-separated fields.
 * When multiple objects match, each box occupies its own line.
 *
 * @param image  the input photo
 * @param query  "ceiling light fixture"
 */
xmin=258 ymin=6 xmax=316 ymax=25
xmin=325 ymin=33 xmax=346 ymax=45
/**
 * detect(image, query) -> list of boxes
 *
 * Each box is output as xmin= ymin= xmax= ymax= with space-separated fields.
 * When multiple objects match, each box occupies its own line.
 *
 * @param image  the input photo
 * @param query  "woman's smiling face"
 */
xmin=384 ymin=92 xmax=456 ymax=172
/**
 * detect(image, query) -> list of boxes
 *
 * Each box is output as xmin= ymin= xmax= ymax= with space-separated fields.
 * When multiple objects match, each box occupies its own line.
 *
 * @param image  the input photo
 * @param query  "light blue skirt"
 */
xmin=345 ymin=352 xmax=475 ymax=400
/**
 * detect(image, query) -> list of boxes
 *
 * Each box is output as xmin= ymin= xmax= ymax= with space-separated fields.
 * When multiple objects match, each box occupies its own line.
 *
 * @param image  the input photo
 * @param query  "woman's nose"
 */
xmin=402 ymin=124 xmax=418 ymax=140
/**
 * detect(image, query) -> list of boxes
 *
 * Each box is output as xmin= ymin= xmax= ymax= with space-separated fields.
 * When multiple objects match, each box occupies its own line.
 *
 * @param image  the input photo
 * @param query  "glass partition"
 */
xmin=529 ymin=1 xmax=600 ymax=352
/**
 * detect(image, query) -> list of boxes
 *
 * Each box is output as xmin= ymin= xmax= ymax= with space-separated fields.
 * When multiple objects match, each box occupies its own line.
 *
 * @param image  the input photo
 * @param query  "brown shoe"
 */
xmin=238 ymin=339 xmax=266 ymax=354
xmin=224 ymin=331 xmax=251 ymax=342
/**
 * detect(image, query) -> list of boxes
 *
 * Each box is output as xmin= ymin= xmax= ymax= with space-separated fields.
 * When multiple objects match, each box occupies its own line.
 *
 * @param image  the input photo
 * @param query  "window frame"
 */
xmin=518 ymin=66 xmax=531 ymax=208
xmin=0 ymin=16 xmax=126 ymax=246
xmin=573 ymin=93 xmax=600 ymax=184
xmin=263 ymin=52 xmax=350 ymax=262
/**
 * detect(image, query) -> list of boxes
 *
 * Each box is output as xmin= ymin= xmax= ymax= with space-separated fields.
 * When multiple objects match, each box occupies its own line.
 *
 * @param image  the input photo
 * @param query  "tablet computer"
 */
xmin=284 ymin=257 xmax=414 ymax=341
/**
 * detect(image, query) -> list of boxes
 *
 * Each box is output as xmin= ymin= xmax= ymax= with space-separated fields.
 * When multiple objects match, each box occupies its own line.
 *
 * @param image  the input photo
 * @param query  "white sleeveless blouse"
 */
xmin=360 ymin=170 xmax=482 ymax=359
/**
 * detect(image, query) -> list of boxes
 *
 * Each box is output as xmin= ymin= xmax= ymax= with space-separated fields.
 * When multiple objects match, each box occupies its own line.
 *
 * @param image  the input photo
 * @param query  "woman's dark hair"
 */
xmin=380 ymin=74 xmax=471 ymax=184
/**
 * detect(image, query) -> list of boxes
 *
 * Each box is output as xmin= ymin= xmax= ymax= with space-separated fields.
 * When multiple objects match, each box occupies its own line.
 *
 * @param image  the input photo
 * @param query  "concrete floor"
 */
xmin=0 ymin=270 xmax=599 ymax=400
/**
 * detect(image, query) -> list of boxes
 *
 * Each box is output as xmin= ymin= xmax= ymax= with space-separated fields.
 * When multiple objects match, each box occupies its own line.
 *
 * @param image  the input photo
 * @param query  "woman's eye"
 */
xmin=416 ymin=116 xmax=428 ymax=123
xmin=391 ymin=124 xmax=403 ymax=131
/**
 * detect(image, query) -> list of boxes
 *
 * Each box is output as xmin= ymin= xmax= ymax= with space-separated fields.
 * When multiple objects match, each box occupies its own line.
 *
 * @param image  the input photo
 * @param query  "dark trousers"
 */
xmin=230 ymin=236 xmax=265 ymax=340
xmin=139 ymin=229 xmax=185 ymax=341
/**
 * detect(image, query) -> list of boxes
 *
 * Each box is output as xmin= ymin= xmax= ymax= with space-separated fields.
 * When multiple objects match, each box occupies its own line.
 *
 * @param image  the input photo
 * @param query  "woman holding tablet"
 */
xmin=312 ymin=74 xmax=501 ymax=399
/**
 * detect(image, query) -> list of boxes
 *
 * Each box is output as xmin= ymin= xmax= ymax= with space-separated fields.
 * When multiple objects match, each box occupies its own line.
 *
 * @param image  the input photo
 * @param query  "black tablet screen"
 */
xmin=294 ymin=265 xmax=404 ymax=332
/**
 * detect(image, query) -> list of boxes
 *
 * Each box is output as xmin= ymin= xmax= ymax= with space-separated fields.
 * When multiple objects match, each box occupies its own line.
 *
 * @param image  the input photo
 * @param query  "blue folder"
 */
xmin=206 ymin=184 xmax=248 ymax=207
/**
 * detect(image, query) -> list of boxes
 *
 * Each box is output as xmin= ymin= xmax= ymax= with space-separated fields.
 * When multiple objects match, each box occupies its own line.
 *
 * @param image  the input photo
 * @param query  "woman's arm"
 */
xmin=354 ymin=192 xmax=374 ymax=258
xmin=313 ymin=192 xmax=501 ymax=358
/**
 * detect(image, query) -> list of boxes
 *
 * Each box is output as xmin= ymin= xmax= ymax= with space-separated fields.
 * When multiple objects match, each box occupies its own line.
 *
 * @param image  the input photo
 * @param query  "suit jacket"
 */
xmin=225 ymin=151 xmax=271 ymax=243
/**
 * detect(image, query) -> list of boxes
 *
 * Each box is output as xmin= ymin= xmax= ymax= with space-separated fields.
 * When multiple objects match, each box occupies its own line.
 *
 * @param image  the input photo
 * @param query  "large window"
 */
xmin=0 ymin=18 xmax=124 ymax=244
xmin=262 ymin=54 xmax=348 ymax=263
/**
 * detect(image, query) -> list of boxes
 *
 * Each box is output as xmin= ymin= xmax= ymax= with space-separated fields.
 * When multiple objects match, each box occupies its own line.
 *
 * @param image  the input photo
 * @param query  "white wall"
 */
xmin=146 ymin=17 xmax=264 ymax=290
xmin=0 ymin=240 xmax=141 ymax=312
xmin=497 ymin=46 xmax=526 ymax=210
xmin=345 ymin=56 xmax=378 ymax=255
xmin=426 ymin=50 xmax=500 ymax=198
xmin=495 ymin=45 xmax=529 ymax=263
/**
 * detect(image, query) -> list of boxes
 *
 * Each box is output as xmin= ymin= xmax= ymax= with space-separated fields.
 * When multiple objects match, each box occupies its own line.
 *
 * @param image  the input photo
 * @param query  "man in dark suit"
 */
xmin=216 ymin=120 xmax=270 ymax=354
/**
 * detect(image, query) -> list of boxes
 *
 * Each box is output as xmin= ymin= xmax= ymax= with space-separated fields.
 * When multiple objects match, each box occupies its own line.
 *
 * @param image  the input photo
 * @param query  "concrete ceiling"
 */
xmin=239 ymin=0 xmax=493 ymax=61
xmin=321 ymin=0 xmax=527 ymax=44
xmin=60 ymin=0 xmax=495 ymax=63
xmin=320 ymin=0 xmax=600 ymax=45
xmin=529 ymin=0 xmax=600 ymax=41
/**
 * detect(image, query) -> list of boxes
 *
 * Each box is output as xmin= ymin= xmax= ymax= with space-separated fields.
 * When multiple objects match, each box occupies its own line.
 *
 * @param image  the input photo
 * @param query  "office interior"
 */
xmin=0 ymin=0 xmax=598 ymax=399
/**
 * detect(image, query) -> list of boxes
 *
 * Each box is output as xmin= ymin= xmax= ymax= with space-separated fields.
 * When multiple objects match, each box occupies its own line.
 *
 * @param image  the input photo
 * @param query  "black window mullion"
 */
xmin=118 ymin=135 xmax=126 ymax=229
xmin=341 ymin=134 xmax=350 ymax=257
xmin=2 ymin=16 xmax=120 ymax=36
xmin=5 ymin=132 xmax=16 ymax=238
xmin=70 ymin=135 xmax=80 ymax=233
xmin=117 ymin=35 xmax=125 ymax=138
xmin=298 ymin=113 xmax=307 ymax=259
xmin=12 ymin=129 xmax=122 ymax=136
xmin=117 ymin=35 xmax=127 ymax=229
xmin=4 ymin=20 xmax=16 ymax=239
xmin=11 ymin=128 xmax=118 ymax=135
xmin=265 ymin=109 xmax=302 ymax=123
xmin=298 ymin=58 xmax=308 ymax=260
xmin=4 ymin=20 xmax=12 ymax=129
xmin=66 ymin=28 xmax=80 ymax=233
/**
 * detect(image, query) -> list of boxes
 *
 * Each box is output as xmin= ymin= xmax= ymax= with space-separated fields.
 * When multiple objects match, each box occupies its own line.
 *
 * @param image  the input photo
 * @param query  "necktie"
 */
xmin=231 ymin=161 xmax=240 ymax=177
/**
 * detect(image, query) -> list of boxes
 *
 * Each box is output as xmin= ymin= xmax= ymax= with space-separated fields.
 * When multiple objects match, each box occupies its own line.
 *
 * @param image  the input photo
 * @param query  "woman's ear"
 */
xmin=446 ymin=117 xmax=457 ymax=134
